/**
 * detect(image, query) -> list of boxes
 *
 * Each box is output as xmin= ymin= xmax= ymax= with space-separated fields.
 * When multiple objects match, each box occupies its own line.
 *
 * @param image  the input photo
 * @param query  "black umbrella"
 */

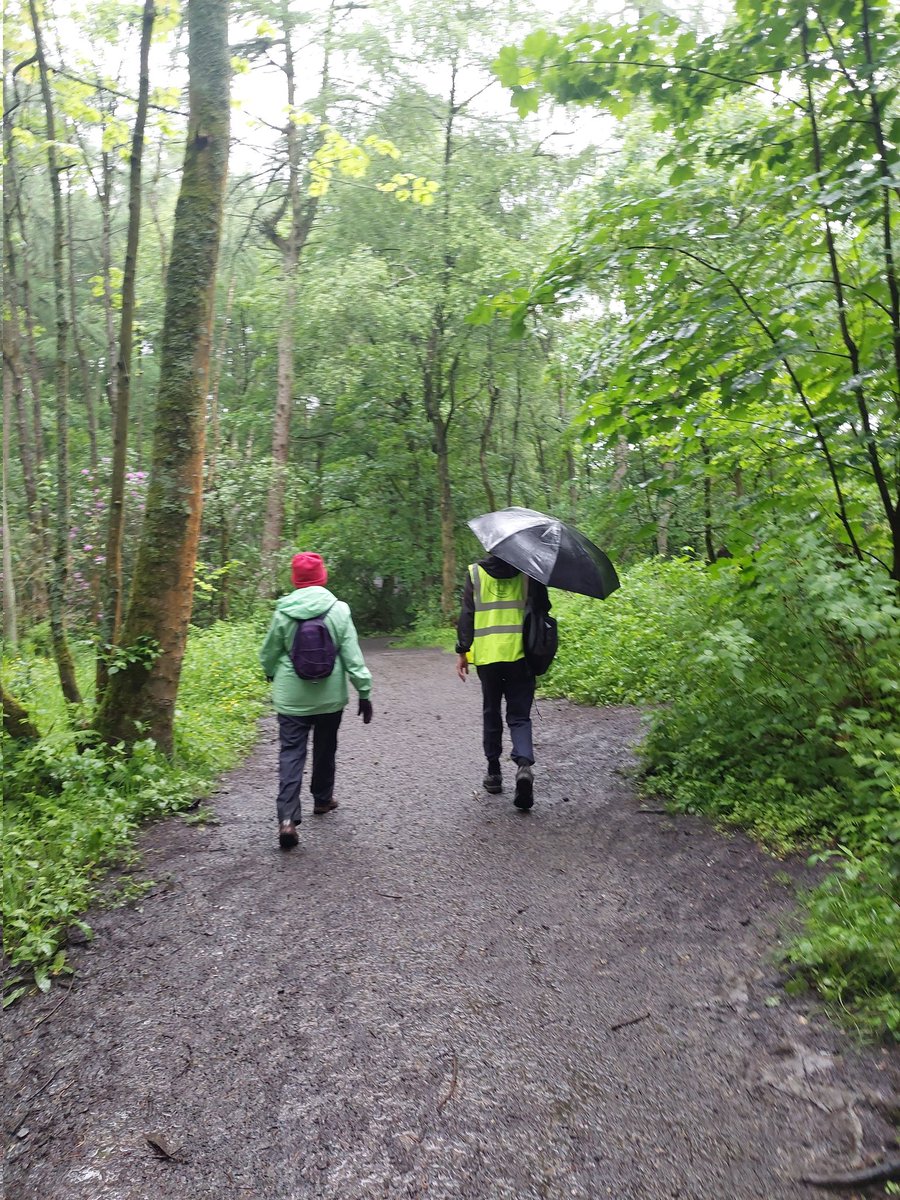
xmin=467 ymin=506 xmax=620 ymax=600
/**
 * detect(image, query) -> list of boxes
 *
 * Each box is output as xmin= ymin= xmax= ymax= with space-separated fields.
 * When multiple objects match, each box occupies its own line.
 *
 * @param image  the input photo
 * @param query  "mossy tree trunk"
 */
xmin=1 ymin=681 xmax=38 ymax=742
xmin=94 ymin=0 xmax=230 ymax=753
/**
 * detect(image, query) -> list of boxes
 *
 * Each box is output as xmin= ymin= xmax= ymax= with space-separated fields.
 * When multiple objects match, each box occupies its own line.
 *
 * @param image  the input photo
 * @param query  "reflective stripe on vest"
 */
xmin=468 ymin=564 xmax=527 ymax=666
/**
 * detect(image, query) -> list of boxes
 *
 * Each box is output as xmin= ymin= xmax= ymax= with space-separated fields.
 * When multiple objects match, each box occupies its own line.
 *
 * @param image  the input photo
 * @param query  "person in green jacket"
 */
xmin=259 ymin=552 xmax=373 ymax=849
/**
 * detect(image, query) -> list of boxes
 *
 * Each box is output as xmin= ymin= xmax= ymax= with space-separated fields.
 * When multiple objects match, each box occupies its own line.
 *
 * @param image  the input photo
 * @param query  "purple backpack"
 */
xmin=289 ymin=602 xmax=337 ymax=681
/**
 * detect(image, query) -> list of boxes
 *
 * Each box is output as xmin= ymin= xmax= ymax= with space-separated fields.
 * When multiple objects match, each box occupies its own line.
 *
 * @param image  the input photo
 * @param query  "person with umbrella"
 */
xmin=457 ymin=507 xmax=620 ymax=812
xmin=455 ymin=553 xmax=549 ymax=810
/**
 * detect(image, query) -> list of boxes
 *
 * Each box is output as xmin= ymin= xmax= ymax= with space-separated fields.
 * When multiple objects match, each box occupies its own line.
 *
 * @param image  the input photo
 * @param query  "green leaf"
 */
xmin=511 ymin=86 xmax=541 ymax=117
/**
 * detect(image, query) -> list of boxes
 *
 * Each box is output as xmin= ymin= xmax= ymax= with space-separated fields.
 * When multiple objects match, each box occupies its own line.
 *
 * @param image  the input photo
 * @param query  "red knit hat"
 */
xmin=291 ymin=552 xmax=328 ymax=588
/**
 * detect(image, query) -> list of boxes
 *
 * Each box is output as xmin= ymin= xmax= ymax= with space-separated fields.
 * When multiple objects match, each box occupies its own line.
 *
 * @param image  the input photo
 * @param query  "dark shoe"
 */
xmin=483 ymin=772 xmax=503 ymax=794
xmin=513 ymin=763 xmax=534 ymax=810
xmin=278 ymin=819 xmax=299 ymax=849
xmin=313 ymin=798 xmax=339 ymax=815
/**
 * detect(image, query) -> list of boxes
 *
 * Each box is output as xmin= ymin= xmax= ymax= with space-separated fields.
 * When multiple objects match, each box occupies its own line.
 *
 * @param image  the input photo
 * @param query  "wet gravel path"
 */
xmin=4 ymin=642 xmax=898 ymax=1200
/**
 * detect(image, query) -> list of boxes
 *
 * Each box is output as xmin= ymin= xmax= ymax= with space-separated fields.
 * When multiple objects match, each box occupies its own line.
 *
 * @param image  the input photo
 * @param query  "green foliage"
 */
xmin=391 ymin=607 xmax=456 ymax=651
xmin=2 ymin=620 xmax=268 ymax=1000
xmin=547 ymin=556 xmax=717 ymax=705
xmin=544 ymin=541 xmax=900 ymax=1034
xmin=787 ymin=847 xmax=900 ymax=1038
xmin=640 ymin=542 xmax=900 ymax=853
xmin=102 ymin=633 xmax=161 ymax=675
xmin=494 ymin=0 xmax=900 ymax=577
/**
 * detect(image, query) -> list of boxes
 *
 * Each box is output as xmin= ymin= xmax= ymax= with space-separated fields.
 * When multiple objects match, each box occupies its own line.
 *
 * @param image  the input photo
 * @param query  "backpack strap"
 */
xmin=288 ymin=600 xmax=336 ymax=649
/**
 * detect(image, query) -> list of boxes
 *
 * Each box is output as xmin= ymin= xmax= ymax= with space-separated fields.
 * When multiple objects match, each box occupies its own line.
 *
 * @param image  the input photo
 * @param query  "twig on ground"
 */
xmin=19 ymin=1064 xmax=65 ymax=1108
xmin=610 ymin=1010 xmax=651 ymax=1032
xmin=174 ymin=1043 xmax=193 ymax=1080
xmin=764 ymin=1078 xmax=833 ymax=1114
xmin=24 ymin=977 xmax=75 ymax=1035
xmin=437 ymin=1050 xmax=459 ymax=1114
xmin=800 ymin=1157 xmax=900 ymax=1189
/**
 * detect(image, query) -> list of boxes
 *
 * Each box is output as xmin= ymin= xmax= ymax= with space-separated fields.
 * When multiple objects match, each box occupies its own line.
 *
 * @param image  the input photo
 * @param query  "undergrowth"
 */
xmin=391 ymin=605 xmax=455 ymax=651
xmin=545 ymin=538 xmax=900 ymax=1038
xmin=2 ymin=619 xmax=268 ymax=1002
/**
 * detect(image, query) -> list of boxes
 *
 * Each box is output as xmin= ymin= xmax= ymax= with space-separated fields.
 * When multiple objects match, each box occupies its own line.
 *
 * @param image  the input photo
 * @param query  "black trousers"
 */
xmin=276 ymin=711 xmax=343 ymax=823
xmin=475 ymin=658 xmax=535 ymax=766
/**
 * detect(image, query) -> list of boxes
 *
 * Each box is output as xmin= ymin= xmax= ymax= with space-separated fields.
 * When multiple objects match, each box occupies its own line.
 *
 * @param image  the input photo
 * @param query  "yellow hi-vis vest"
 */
xmin=467 ymin=564 xmax=527 ymax=666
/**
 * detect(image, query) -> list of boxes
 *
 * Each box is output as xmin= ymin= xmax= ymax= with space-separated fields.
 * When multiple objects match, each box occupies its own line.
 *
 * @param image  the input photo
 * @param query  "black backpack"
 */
xmin=523 ymin=597 xmax=558 ymax=676
xmin=289 ymin=602 xmax=338 ymax=681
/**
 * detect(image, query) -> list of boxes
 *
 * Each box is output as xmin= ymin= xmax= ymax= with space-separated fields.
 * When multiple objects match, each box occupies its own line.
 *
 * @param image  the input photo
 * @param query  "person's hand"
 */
xmin=358 ymin=698 xmax=373 ymax=724
xmin=456 ymin=653 xmax=469 ymax=682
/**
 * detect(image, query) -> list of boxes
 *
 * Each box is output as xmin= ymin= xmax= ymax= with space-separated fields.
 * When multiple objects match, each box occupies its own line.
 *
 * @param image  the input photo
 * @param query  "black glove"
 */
xmin=358 ymin=698 xmax=373 ymax=724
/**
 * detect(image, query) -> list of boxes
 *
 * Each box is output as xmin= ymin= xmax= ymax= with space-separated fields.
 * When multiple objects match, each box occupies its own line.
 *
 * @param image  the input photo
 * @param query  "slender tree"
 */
xmin=28 ymin=0 xmax=82 ymax=705
xmin=255 ymin=1 xmax=333 ymax=597
xmin=2 ymin=357 xmax=18 ymax=648
xmin=97 ymin=0 xmax=156 ymax=696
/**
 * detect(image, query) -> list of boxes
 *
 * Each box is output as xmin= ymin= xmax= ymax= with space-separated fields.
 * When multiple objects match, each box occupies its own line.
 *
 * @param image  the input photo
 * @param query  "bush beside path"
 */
xmin=4 ymin=642 xmax=898 ymax=1200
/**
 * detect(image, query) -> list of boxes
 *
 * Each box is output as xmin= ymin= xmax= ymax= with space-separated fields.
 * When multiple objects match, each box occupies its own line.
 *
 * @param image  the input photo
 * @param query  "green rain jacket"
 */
xmin=259 ymin=586 xmax=372 ymax=716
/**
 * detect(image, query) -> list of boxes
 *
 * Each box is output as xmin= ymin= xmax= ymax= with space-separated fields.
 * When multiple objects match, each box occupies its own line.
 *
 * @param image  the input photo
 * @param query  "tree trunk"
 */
xmin=2 ymin=357 xmax=18 ymax=648
xmin=98 ymin=0 xmax=155 ymax=698
xmin=257 ymin=6 xmax=329 ymax=597
xmin=478 ymin=381 xmax=499 ymax=511
xmin=10 ymin=176 xmax=46 ymax=470
xmin=1 ymin=682 xmax=38 ymax=742
xmin=94 ymin=0 xmax=230 ymax=753
xmin=2 ymin=190 xmax=46 ymax=621
xmin=505 ymin=363 xmax=524 ymax=506
xmin=148 ymin=133 xmax=171 ymax=290
xmin=558 ymin=380 xmax=578 ymax=521
xmin=206 ymin=276 xmax=235 ymax=490
xmin=258 ymin=265 xmax=297 ymax=593
xmin=99 ymin=144 xmax=119 ymax=415
xmin=656 ymin=461 xmax=676 ymax=557
xmin=2 ymin=79 xmax=45 ymax=473
xmin=1 ymin=82 xmax=41 ymax=528
xmin=699 ymin=438 xmax=716 ymax=564
xmin=66 ymin=188 xmax=98 ymax=471
xmin=29 ymin=0 xmax=82 ymax=706
xmin=610 ymin=434 xmax=630 ymax=492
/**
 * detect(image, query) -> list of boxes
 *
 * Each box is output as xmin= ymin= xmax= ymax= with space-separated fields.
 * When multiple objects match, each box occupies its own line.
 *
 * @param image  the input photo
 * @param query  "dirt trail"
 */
xmin=4 ymin=641 xmax=898 ymax=1200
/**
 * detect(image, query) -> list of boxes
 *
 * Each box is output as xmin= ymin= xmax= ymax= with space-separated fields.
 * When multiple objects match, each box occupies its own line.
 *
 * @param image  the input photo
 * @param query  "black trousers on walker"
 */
xmin=475 ymin=658 xmax=535 ymax=766
xmin=276 ymin=710 xmax=343 ymax=823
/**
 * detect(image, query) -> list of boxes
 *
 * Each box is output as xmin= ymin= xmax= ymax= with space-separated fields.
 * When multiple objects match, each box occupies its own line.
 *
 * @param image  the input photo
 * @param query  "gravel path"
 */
xmin=4 ymin=641 xmax=898 ymax=1200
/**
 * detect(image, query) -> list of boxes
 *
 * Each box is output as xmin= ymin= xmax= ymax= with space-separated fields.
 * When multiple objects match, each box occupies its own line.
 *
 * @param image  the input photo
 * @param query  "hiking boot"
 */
xmin=483 ymin=772 xmax=503 ymax=794
xmin=278 ymin=819 xmax=299 ymax=849
xmin=313 ymin=798 xmax=339 ymax=815
xmin=513 ymin=762 xmax=534 ymax=811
